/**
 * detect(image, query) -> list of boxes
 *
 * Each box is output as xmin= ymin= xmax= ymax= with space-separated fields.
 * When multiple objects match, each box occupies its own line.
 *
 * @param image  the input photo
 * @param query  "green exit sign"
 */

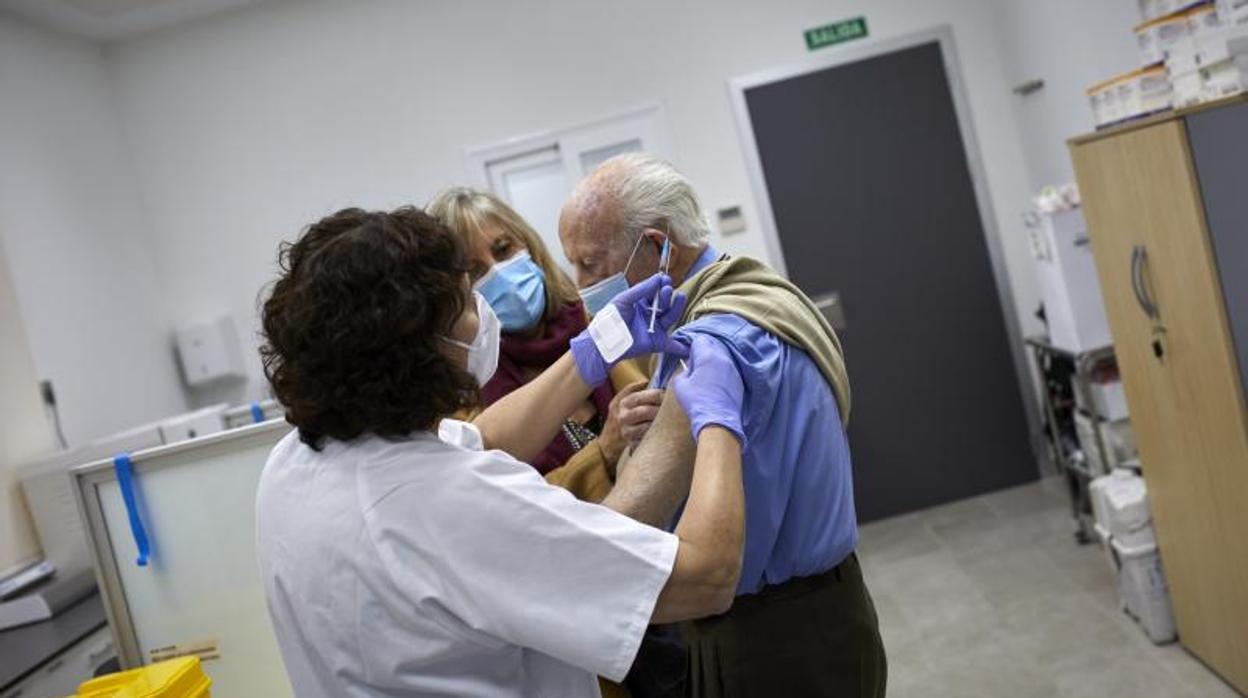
xmin=805 ymin=17 xmax=868 ymax=51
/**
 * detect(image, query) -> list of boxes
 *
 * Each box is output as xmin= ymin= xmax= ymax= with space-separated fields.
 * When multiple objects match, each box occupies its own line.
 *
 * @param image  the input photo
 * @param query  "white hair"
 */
xmin=595 ymin=153 xmax=711 ymax=248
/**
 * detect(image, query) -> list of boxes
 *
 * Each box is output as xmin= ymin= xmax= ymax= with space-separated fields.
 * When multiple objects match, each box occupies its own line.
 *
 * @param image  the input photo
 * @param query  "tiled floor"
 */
xmin=858 ymin=476 xmax=1243 ymax=698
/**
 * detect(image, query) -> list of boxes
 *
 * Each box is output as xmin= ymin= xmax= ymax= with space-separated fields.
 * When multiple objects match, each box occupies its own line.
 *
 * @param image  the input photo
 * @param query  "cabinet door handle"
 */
xmin=1131 ymin=245 xmax=1160 ymax=320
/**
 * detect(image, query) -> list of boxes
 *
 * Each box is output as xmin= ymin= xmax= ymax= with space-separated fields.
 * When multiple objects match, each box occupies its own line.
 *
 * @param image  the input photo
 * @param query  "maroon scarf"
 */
xmin=481 ymin=301 xmax=615 ymax=474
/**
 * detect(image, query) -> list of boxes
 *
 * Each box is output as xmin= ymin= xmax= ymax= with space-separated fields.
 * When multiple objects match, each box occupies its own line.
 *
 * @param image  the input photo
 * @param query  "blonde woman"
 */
xmin=427 ymin=188 xmax=647 ymax=501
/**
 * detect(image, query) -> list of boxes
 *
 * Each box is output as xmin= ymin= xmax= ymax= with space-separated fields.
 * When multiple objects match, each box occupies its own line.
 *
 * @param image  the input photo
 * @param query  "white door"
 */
xmin=486 ymin=147 xmax=573 ymax=273
xmin=471 ymin=104 xmax=673 ymax=268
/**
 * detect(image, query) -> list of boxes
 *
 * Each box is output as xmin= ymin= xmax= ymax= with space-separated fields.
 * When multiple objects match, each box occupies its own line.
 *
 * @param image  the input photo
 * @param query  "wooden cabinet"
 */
xmin=1070 ymin=98 xmax=1248 ymax=694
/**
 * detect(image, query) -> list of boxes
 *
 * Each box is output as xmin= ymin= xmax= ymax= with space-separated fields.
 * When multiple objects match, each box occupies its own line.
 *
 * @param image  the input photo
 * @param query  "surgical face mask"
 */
xmin=475 ymin=251 xmax=546 ymax=332
xmin=441 ymin=292 xmax=500 ymax=386
xmin=578 ymin=233 xmax=655 ymax=316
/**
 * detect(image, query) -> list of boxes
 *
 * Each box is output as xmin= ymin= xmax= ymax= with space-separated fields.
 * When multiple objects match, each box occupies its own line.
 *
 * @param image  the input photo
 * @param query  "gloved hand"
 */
xmin=571 ymin=273 xmax=689 ymax=387
xmin=671 ymin=334 xmax=746 ymax=447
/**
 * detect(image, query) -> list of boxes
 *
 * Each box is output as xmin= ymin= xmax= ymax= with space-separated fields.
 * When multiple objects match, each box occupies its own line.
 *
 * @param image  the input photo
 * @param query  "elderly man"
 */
xmin=566 ymin=153 xmax=887 ymax=697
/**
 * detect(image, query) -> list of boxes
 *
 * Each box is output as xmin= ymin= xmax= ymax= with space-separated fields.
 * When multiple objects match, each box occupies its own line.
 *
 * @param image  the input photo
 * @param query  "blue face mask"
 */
xmin=475 ymin=251 xmax=547 ymax=332
xmin=578 ymin=233 xmax=651 ymax=316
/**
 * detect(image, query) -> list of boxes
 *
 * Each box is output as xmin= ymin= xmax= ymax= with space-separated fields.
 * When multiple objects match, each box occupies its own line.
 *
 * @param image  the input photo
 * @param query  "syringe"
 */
xmin=648 ymin=236 xmax=672 ymax=333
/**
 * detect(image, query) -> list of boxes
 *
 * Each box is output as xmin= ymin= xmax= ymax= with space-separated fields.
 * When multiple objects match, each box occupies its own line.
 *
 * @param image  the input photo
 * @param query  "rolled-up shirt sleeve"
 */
xmin=365 ymin=447 xmax=678 ymax=682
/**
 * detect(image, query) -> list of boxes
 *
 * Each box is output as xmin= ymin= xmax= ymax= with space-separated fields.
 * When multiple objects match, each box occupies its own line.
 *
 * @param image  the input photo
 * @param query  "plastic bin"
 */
xmin=1117 ymin=65 xmax=1174 ymax=121
xmin=1076 ymin=413 xmax=1138 ymax=476
xmin=1137 ymin=11 xmax=1195 ymax=66
xmin=1086 ymin=75 xmax=1124 ymax=127
xmin=1073 ymin=372 xmax=1129 ymax=422
xmin=1219 ymin=0 xmax=1248 ymax=25
xmin=1171 ymin=68 xmax=1206 ymax=106
xmin=74 ymin=657 xmax=211 ymax=698
xmin=1201 ymin=56 xmax=1248 ymax=98
xmin=1188 ymin=3 xmax=1226 ymax=40
xmin=1112 ymin=538 xmax=1178 ymax=644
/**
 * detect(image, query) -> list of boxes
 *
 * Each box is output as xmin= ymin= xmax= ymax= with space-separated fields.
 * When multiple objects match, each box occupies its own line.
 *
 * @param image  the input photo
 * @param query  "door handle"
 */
xmin=1130 ymin=245 xmax=1160 ymax=320
xmin=812 ymin=291 xmax=847 ymax=331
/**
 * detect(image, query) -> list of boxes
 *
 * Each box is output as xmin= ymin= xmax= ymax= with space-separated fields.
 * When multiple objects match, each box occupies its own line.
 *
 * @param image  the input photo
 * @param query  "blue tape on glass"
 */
xmin=112 ymin=453 xmax=150 ymax=567
xmin=250 ymin=401 xmax=264 ymax=424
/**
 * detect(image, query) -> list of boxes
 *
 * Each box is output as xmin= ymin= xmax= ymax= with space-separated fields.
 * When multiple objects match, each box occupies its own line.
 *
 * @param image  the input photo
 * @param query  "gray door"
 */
xmin=737 ymin=38 xmax=1035 ymax=522
xmin=1186 ymin=102 xmax=1248 ymax=406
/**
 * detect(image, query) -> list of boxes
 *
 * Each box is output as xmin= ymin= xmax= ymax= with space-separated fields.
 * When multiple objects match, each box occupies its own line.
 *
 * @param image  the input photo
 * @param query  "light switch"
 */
xmin=717 ymin=205 xmax=747 ymax=235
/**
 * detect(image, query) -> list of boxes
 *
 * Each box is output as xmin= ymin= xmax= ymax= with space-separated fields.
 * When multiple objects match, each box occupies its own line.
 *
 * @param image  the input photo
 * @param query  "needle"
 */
xmin=648 ymin=235 xmax=671 ymax=333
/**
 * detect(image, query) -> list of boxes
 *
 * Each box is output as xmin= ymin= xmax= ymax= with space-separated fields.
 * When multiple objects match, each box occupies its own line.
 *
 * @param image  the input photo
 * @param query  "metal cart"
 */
xmin=1025 ymin=336 xmax=1120 ymax=544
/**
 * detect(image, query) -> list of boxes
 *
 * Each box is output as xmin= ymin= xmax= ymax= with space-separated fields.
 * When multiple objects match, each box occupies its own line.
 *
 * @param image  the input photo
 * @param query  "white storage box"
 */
xmin=1170 ymin=67 xmax=1206 ymax=105
xmin=1074 ymin=373 xmax=1130 ymax=421
xmin=1076 ymin=413 xmax=1138 ymax=475
xmin=1189 ymin=3 xmax=1226 ymax=39
xmin=1218 ymin=0 xmax=1248 ymax=25
xmin=1193 ymin=23 xmax=1248 ymax=68
xmin=1201 ymin=56 xmax=1248 ymax=98
xmin=1099 ymin=470 xmax=1156 ymax=547
xmin=1138 ymin=12 xmax=1193 ymax=65
xmin=1138 ymin=12 xmax=1194 ymax=65
xmin=1030 ymin=207 xmax=1114 ymax=352
xmin=1087 ymin=75 xmax=1125 ymax=127
xmin=1168 ymin=45 xmax=1200 ymax=75
xmin=1117 ymin=65 xmax=1174 ymax=120
xmin=1112 ymin=538 xmax=1178 ymax=643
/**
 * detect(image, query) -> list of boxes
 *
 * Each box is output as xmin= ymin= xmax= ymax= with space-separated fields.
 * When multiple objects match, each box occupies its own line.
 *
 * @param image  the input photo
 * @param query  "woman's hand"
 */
xmin=618 ymin=387 xmax=665 ymax=448
xmin=597 ymin=380 xmax=647 ymax=471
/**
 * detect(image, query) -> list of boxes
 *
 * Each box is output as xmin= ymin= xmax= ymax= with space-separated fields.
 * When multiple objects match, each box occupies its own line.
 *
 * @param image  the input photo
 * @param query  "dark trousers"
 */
xmin=681 ymin=553 xmax=887 ymax=698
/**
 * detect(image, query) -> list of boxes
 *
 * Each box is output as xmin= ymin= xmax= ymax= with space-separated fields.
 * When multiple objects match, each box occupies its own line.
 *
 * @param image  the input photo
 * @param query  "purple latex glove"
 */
xmin=671 ymin=334 xmax=746 ymax=447
xmin=571 ymin=273 xmax=689 ymax=387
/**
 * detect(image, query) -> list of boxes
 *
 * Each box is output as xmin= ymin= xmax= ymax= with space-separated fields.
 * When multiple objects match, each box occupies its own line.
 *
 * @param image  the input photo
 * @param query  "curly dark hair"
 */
xmin=260 ymin=206 xmax=479 ymax=450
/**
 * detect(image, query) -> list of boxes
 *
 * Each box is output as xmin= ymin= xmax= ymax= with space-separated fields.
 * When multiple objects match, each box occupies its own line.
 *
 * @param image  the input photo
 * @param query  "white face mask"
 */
xmin=441 ymin=292 xmax=500 ymax=386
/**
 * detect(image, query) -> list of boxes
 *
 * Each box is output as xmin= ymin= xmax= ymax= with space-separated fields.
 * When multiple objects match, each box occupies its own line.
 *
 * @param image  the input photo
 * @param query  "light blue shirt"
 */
xmin=663 ymin=246 xmax=859 ymax=595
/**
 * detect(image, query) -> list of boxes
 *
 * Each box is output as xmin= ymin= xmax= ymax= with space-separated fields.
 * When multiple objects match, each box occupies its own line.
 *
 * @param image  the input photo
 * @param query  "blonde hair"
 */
xmin=427 ymin=188 xmax=580 ymax=322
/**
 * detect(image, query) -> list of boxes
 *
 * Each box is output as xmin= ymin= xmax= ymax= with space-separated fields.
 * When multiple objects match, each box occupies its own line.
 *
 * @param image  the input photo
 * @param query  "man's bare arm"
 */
xmin=601 ymin=388 xmax=696 ymax=528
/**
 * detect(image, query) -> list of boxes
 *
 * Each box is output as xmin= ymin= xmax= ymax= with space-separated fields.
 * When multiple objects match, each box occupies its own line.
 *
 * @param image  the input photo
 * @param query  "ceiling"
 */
xmin=0 ymin=0 xmax=266 ymax=41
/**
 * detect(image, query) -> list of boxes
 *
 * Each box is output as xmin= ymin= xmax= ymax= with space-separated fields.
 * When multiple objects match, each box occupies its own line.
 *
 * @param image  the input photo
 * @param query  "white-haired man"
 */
xmin=564 ymin=154 xmax=886 ymax=697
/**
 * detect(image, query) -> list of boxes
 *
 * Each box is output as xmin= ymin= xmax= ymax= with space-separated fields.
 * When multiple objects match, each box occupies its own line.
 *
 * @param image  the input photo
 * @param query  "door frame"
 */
xmin=727 ymin=24 xmax=1042 ymax=466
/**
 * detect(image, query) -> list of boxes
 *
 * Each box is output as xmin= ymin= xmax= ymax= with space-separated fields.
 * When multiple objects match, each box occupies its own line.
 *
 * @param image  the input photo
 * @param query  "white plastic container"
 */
xmin=1188 ymin=3 xmax=1226 ymax=40
xmin=1171 ymin=68 xmax=1206 ymax=105
xmin=1117 ymin=65 xmax=1174 ymax=120
xmin=1087 ymin=75 xmax=1125 ymax=127
xmin=1074 ymin=373 xmax=1130 ymax=421
xmin=1193 ymin=23 xmax=1248 ymax=68
xmin=1169 ymin=46 xmax=1201 ymax=78
xmin=1076 ymin=413 xmax=1139 ymax=475
xmin=1099 ymin=469 xmax=1156 ymax=547
xmin=1031 ymin=207 xmax=1113 ymax=353
xmin=1112 ymin=538 xmax=1178 ymax=643
xmin=1218 ymin=0 xmax=1248 ymax=25
xmin=1138 ymin=12 xmax=1196 ymax=66
xmin=1201 ymin=56 xmax=1248 ymax=98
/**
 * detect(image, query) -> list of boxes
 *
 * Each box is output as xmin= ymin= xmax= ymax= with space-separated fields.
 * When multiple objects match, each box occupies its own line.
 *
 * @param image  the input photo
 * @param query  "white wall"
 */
xmin=0 ymin=11 xmax=189 ymax=447
xmin=105 ymin=0 xmax=1046 ymax=400
xmin=997 ymin=0 xmax=1141 ymax=192
xmin=0 ymin=242 xmax=52 ymax=575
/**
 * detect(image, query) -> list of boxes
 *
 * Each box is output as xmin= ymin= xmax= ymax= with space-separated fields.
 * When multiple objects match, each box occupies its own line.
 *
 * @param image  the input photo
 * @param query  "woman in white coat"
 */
xmin=255 ymin=206 xmax=748 ymax=697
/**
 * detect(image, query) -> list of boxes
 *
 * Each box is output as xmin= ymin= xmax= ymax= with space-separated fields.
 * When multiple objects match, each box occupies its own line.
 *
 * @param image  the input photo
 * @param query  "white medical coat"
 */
xmin=256 ymin=420 xmax=677 ymax=697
